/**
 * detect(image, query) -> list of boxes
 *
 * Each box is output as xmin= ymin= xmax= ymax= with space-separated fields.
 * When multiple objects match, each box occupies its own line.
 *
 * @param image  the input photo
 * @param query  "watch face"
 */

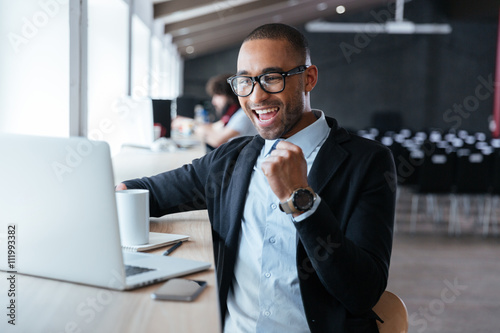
xmin=293 ymin=189 xmax=314 ymax=211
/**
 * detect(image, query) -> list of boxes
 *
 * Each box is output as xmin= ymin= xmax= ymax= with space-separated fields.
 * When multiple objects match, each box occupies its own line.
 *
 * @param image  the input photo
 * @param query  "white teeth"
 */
xmin=255 ymin=107 xmax=278 ymax=114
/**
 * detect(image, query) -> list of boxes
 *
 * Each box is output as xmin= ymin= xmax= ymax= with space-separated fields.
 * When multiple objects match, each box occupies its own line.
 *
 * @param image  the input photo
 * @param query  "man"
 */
xmin=117 ymin=23 xmax=396 ymax=332
xmin=195 ymin=73 xmax=257 ymax=149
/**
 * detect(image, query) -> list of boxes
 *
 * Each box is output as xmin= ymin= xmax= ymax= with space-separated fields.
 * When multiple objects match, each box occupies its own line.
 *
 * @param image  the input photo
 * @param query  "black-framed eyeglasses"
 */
xmin=227 ymin=65 xmax=308 ymax=97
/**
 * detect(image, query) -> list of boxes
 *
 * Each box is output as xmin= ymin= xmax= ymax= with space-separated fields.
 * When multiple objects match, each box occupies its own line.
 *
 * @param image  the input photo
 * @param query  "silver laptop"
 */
xmin=0 ymin=133 xmax=210 ymax=290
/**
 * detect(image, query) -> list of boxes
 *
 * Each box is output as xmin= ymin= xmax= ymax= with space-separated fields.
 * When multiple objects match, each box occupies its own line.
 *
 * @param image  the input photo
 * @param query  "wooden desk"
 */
xmin=0 ymin=145 xmax=221 ymax=333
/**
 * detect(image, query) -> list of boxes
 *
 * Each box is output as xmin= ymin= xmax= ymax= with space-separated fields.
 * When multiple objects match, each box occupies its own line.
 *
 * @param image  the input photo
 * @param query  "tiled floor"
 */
xmin=387 ymin=186 xmax=500 ymax=333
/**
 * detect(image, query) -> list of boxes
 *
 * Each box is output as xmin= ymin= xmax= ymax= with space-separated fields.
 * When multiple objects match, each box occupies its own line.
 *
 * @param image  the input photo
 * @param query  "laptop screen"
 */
xmin=0 ymin=134 xmax=127 ymax=289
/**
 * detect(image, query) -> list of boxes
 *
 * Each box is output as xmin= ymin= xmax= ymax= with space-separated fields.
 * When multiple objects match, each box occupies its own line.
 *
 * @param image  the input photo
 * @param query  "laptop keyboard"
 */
xmin=125 ymin=264 xmax=156 ymax=277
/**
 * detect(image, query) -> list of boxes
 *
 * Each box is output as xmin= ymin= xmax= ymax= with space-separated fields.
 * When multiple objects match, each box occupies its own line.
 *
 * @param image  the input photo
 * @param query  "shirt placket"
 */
xmin=255 ymin=177 xmax=282 ymax=329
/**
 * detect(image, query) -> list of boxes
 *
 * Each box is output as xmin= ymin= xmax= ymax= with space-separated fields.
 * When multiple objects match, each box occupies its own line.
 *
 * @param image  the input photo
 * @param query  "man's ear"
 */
xmin=304 ymin=65 xmax=318 ymax=93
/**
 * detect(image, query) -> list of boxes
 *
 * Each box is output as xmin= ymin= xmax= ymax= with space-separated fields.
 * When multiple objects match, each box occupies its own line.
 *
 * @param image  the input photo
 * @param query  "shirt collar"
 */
xmin=263 ymin=110 xmax=329 ymax=158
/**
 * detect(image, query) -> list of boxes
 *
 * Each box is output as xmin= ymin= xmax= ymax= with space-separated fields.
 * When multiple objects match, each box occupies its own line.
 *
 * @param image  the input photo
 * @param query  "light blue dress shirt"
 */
xmin=224 ymin=110 xmax=331 ymax=333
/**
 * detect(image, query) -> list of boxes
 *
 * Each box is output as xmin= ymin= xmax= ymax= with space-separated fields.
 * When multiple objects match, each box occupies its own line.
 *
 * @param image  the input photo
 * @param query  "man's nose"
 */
xmin=249 ymin=82 xmax=269 ymax=103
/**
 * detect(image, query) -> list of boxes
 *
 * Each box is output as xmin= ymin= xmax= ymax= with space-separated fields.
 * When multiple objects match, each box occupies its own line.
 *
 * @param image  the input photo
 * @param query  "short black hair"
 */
xmin=243 ymin=23 xmax=310 ymax=64
xmin=206 ymin=73 xmax=238 ymax=104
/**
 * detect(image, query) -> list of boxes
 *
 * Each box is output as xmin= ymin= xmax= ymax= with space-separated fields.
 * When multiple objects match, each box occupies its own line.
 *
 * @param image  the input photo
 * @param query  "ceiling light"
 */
xmin=306 ymin=0 xmax=451 ymax=35
xmin=159 ymin=0 xmax=255 ymax=25
xmin=306 ymin=20 xmax=451 ymax=34
xmin=177 ymin=28 xmax=190 ymax=36
xmin=186 ymin=46 xmax=194 ymax=54
xmin=273 ymin=14 xmax=283 ymax=22
xmin=181 ymin=38 xmax=193 ymax=46
xmin=336 ymin=5 xmax=346 ymax=14
xmin=316 ymin=3 xmax=328 ymax=11
xmin=385 ymin=20 xmax=415 ymax=34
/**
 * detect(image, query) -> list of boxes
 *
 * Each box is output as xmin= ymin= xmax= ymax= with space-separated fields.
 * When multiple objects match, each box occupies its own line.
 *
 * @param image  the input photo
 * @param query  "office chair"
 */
xmin=371 ymin=111 xmax=403 ymax=135
xmin=450 ymin=148 xmax=492 ymax=235
xmin=483 ymin=146 xmax=500 ymax=236
xmin=410 ymin=144 xmax=454 ymax=234
xmin=373 ymin=291 xmax=409 ymax=333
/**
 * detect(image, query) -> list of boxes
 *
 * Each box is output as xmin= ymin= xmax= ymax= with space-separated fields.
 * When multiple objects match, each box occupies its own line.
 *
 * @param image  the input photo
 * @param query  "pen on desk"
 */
xmin=162 ymin=241 xmax=183 ymax=256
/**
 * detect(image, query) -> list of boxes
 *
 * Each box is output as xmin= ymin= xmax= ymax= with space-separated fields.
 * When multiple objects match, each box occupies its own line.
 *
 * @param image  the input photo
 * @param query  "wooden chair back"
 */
xmin=373 ymin=291 xmax=408 ymax=333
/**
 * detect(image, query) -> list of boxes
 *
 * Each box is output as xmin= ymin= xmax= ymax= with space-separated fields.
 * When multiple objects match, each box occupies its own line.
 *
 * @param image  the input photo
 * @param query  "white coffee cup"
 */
xmin=115 ymin=189 xmax=150 ymax=246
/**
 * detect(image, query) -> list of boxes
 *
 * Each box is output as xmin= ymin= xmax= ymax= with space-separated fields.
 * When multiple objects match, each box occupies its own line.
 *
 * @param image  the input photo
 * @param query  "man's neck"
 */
xmin=281 ymin=111 xmax=318 ymax=139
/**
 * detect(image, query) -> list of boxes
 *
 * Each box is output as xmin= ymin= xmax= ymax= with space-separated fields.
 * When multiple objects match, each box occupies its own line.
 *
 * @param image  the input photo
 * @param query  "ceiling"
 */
xmin=152 ymin=0 xmax=500 ymax=59
xmin=153 ymin=0 xmax=389 ymax=58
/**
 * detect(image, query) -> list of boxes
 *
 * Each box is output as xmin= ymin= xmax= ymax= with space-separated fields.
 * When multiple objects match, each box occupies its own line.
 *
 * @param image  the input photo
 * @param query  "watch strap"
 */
xmin=279 ymin=197 xmax=298 ymax=214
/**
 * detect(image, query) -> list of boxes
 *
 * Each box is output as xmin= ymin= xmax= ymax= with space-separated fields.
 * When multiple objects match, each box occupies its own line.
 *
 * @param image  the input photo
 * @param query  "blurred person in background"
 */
xmin=196 ymin=73 xmax=257 ymax=150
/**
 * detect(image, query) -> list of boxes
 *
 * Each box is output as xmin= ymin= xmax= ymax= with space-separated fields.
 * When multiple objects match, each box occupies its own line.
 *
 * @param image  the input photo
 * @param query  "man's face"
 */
xmin=236 ymin=39 xmax=311 ymax=140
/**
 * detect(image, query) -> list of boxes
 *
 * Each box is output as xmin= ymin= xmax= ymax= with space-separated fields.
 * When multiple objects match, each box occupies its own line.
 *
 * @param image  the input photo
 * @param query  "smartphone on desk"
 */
xmin=151 ymin=278 xmax=207 ymax=301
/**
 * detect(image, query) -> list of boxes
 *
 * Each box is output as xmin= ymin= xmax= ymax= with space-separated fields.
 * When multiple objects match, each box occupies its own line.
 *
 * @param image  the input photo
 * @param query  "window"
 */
xmin=87 ymin=0 xmax=129 ymax=153
xmin=0 ymin=0 xmax=182 ymax=152
xmin=0 ymin=0 xmax=70 ymax=137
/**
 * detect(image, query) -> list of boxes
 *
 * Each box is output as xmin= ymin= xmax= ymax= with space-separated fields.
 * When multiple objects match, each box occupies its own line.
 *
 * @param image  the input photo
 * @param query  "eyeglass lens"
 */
xmin=233 ymin=73 xmax=284 ymax=96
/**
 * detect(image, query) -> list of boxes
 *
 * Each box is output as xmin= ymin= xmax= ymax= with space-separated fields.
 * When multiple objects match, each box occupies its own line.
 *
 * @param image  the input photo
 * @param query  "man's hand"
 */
xmin=115 ymin=183 xmax=128 ymax=191
xmin=261 ymin=141 xmax=309 ymax=202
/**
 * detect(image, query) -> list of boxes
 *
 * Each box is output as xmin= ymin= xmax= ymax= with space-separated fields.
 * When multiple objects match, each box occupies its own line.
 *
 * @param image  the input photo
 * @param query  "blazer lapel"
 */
xmin=214 ymin=136 xmax=264 ymax=310
xmin=224 ymin=136 xmax=264 ymax=239
xmin=308 ymin=117 xmax=350 ymax=195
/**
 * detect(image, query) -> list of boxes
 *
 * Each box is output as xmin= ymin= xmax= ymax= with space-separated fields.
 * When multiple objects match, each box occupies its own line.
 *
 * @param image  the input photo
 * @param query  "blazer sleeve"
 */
xmin=121 ymin=163 xmax=206 ymax=217
xmin=121 ymin=136 xmax=255 ymax=217
xmin=120 ymin=143 xmax=228 ymax=217
xmin=294 ymin=144 xmax=396 ymax=316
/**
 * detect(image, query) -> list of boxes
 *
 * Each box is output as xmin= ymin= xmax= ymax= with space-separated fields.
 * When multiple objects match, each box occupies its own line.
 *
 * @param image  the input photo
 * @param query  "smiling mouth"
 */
xmin=253 ymin=107 xmax=279 ymax=123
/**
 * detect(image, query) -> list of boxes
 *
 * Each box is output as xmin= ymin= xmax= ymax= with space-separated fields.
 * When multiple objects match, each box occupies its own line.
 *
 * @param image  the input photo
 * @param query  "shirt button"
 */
xmin=271 ymin=203 xmax=277 ymax=210
xmin=264 ymin=311 xmax=271 ymax=317
xmin=265 ymin=272 xmax=271 ymax=278
xmin=269 ymin=237 xmax=276 ymax=243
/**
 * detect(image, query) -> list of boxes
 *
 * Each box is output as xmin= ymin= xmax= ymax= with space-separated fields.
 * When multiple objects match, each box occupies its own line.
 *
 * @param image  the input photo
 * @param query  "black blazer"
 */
xmin=124 ymin=117 xmax=396 ymax=333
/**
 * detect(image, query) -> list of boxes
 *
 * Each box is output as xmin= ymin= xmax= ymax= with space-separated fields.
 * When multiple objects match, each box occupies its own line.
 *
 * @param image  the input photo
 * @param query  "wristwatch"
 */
xmin=279 ymin=187 xmax=316 ymax=215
